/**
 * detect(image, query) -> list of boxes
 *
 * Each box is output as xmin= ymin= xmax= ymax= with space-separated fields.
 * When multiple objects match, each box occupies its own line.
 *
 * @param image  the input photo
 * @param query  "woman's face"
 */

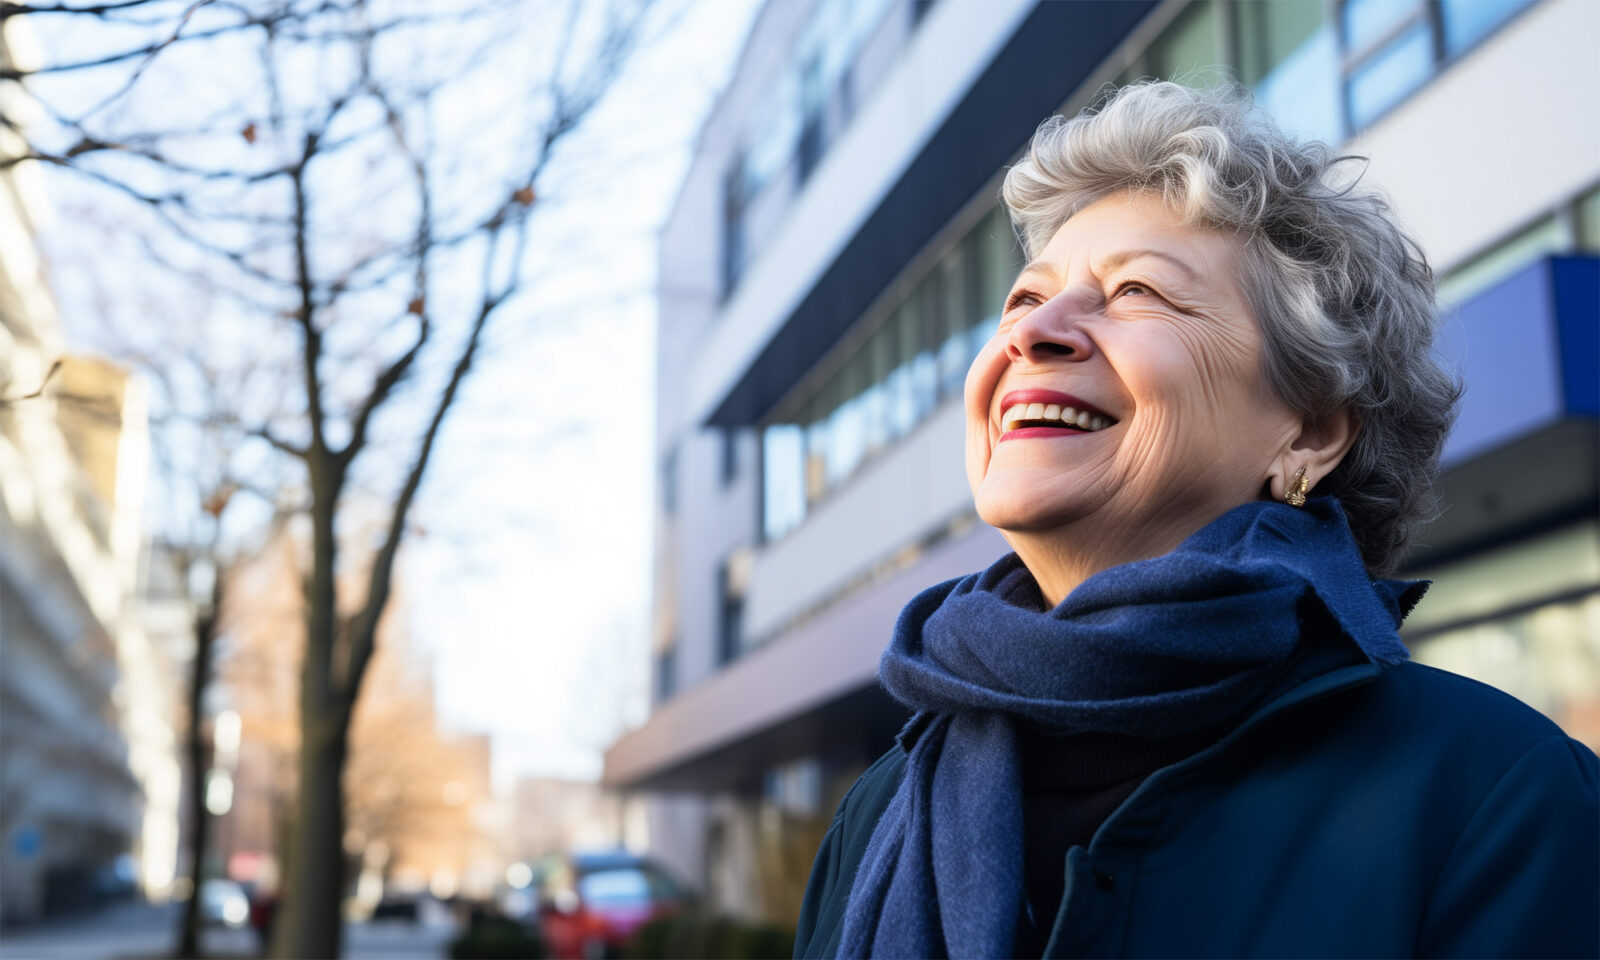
xmin=966 ymin=190 xmax=1304 ymax=569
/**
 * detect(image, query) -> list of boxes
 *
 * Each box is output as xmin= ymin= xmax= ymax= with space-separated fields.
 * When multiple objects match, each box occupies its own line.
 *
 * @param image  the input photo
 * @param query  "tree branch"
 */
xmin=251 ymin=425 xmax=309 ymax=459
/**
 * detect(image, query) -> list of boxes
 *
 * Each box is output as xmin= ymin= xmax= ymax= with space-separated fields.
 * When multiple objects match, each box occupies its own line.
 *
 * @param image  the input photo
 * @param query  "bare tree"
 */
xmin=4 ymin=0 xmax=654 ymax=954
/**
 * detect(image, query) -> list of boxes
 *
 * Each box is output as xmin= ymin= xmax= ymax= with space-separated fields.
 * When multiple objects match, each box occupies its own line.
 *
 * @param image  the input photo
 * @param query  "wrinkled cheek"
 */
xmin=964 ymin=338 xmax=1008 ymax=493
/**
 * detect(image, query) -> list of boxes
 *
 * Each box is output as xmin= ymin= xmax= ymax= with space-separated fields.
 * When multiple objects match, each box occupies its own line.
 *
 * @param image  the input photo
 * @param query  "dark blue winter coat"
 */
xmin=794 ymin=635 xmax=1600 ymax=958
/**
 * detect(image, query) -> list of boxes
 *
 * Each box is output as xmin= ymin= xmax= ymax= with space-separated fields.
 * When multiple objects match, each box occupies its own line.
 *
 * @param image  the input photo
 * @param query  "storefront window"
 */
xmin=1412 ymin=592 xmax=1600 ymax=750
xmin=1406 ymin=521 xmax=1600 ymax=750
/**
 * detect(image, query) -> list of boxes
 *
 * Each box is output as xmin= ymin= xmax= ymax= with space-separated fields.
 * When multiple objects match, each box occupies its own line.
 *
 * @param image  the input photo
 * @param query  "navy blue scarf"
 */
xmin=838 ymin=498 xmax=1423 ymax=959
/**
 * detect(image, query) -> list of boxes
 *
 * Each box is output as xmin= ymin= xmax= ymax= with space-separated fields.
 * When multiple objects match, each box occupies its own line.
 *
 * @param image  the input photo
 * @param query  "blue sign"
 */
xmin=12 ymin=825 xmax=41 ymax=860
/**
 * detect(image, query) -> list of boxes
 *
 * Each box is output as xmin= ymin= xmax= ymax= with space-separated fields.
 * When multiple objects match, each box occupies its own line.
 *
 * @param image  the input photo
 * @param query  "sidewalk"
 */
xmin=0 ymin=900 xmax=457 ymax=960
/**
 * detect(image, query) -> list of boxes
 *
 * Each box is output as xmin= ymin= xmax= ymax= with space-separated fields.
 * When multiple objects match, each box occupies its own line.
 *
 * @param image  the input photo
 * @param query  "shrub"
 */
xmin=448 ymin=915 xmax=546 ymax=959
xmin=625 ymin=914 xmax=793 ymax=959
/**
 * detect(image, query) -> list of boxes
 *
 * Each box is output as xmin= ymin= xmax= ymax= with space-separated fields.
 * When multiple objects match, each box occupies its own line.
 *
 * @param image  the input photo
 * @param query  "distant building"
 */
xmin=606 ymin=0 xmax=1599 ymax=926
xmin=509 ymin=778 xmax=627 ymax=861
xmin=0 ymin=20 xmax=180 ymax=922
xmin=215 ymin=531 xmax=504 ymax=907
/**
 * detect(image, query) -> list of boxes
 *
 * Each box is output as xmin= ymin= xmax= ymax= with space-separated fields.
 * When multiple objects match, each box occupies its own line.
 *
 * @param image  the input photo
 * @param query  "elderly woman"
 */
xmin=792 ymin=82 xmax=1598 ymax=960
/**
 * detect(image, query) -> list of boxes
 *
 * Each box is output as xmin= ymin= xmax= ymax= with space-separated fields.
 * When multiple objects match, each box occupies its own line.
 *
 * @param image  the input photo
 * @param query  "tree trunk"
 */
xmin=270 ymin=719 xmax=348 ymax=959
xmin=176 ymin=576 xmax=220 ymax=959
xmin=271 ymin=484 xmax=348 ymax=959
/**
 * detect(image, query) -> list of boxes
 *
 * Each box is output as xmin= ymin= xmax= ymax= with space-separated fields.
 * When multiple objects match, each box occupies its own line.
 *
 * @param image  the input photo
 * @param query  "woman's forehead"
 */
xmin=1033 ymin=195 xmax=1239 ymax=280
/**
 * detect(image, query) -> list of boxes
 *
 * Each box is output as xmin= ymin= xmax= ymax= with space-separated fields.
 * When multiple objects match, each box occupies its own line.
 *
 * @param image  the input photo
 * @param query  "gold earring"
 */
xmin=1285 ymin=465 xmax=1310 ymax=507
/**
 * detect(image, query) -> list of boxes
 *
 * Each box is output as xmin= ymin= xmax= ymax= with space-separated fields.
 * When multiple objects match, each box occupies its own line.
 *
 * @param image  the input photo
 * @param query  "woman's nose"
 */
xmin=1003 ymin=284 xmax=1097 ymax=364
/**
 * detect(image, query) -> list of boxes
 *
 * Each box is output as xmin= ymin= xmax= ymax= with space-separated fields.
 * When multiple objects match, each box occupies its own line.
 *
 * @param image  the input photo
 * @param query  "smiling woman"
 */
xmin=792 ymin=82 xmax=1598 ymax=960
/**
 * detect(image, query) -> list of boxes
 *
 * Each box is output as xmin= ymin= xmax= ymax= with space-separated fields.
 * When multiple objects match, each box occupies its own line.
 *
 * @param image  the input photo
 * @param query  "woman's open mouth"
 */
xmin=997 ymin=390 xmax=1116 ymax=441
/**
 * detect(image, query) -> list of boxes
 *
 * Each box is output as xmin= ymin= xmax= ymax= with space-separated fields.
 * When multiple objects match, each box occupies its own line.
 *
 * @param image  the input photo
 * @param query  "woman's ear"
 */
xmin=1269 ymin=409 xmax=1359 ymax=502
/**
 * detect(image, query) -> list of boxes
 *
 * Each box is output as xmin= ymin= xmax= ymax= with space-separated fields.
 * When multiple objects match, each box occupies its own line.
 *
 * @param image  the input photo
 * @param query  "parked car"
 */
xmin=199 ymin=879 xmax=251 ymax=929
xmin=535 ymin=852 xmax=692 ymax=959
xmin=371 ymin=895 xmax=421 ymax=923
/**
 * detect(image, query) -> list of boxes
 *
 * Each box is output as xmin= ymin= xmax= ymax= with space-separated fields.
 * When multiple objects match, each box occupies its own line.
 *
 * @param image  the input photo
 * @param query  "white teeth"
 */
xmin=999 ymin=402 xmax=1116 ymax=433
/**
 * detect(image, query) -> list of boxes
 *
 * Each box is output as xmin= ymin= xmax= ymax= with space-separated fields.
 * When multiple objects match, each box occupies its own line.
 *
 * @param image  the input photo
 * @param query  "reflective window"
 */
xmin=1576 ymin=184 xmax=1600 ymax=253
xmin=1149 ymin=0 xmax=1224 ymax=83
xmin=1435 ymin=213 xmax=1566 ymax=306
xmin=761 ymin=207 xmax=1019 ymax=540
xmin=762 ymin=426 xmax=805 ymax=539
xmin=1439 ymin=0 xmax=1535 ymax=55
xmin=1342 ymin=0 xmax=1424 ymax=53
xmin=578 ymin=869 xmax=651 ymax=906
xmin=1346 ymin=20 xmax=1434 ymax=129
xmin=1239 ymin=1 xmax=1343 ymax=146
xmin=1117 ymin=0 xmax=1224 ymax=86
xmin=1408 ymin=521 xmax=1600 ymax=751
xmin=1238 ymin=0 xmax=1323 ymax=86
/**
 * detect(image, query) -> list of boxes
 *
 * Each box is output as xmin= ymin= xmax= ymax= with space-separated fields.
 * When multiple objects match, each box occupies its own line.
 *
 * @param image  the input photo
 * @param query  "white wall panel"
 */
xmin=744 ymin=398 xmax=980 ymax=641
xmin=1353 ymin=0 xmax=1600 ymax=272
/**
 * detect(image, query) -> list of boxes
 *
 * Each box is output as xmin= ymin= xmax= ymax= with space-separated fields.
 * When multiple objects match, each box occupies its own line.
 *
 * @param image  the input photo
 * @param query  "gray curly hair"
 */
xmin=1001 ymin=81 xmax=1459 ymax=574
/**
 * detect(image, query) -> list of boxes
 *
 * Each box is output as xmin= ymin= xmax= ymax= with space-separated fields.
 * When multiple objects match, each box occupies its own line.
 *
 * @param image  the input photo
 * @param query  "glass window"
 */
xmin=654 ymin=646 xmax=677 ymax=703
xmin=1143 ymin=0 xmax=1226 ymax=85
xmin=661 ymin=446 xmax=678 ymax=516
xmin=978 ymin=208 xmax=1020 ymax=322
xmin=1238 ymin=1 xmax=1343 ymax=146
xmin=717 ymin=553 xmax=748 ymax=664
xmin=1412 ymin=591 xmax=1600 ymax=752
xmin=938 ymin=249 xmax=972 ymax=396
xmin=1405 ymin=520 xmax=1600 ymax=750
xmin=757 ymin=207 xmax=1014 ymax=540
xmin=1255 ymin=24 xmax=1344 ymax=145
xmin=1439 ymin=0 xmax=1535 ymax=56
xmin=1346 ymin=21 xmax=1434 ymax=129
xmin=1126 ymin=0 xmax=1222 ymax=85
xmin=720 ymin=429 xmax=739 ymax=487
xmin=797 ymin=55 xmax=825 ymax=183
xmin=1435 ymin=214 xmax=1567 ymax=306
xmin=722 ymin=162 xmax=749 ymax=298
xmin=1575 ymin=185 xmax=1600 ymax=254
xmin=1237 ymin=0 xmax=1326 ymax=88
xmin=1342 ymin=0 xmax=1424 ymax=54
xmin=579 ymin=869 xmax=652 ymax=906
xmin=762 ymin=425 xmax=805 ymax=540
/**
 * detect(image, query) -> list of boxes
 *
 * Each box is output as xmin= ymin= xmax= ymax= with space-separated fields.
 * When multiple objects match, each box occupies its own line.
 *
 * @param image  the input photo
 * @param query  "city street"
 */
xmin=0 ymin=900 xmax=460 ymax=960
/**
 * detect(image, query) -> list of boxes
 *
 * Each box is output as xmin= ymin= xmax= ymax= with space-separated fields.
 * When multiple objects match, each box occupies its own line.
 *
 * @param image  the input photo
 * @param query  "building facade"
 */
xmin=1 ymin=19 xmax=185 ymax=922
xmin=606 ymin=0 xmax=1599 ymax=926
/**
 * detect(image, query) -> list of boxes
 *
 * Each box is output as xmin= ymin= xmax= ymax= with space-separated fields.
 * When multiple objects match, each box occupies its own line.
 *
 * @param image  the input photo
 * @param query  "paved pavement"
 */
xmin=0 ymin=900 xmax=459 ymax=960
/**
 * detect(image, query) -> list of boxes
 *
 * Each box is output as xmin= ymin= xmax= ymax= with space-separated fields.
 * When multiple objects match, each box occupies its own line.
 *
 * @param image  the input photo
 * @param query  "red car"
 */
xmin=535 ymin=852 xmax=691 ymax=959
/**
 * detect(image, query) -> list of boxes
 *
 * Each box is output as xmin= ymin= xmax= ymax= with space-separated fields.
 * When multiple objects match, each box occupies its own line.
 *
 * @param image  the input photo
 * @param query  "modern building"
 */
xmin=605 ymin=0 xmax=1599 ymax=926
xmin=1 ymin=19 xmax=184 ymax=922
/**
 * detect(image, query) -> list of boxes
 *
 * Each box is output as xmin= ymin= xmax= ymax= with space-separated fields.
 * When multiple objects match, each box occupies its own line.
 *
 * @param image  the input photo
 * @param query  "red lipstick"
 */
xmin=995 ymin=389 xmax=1117 ymax=443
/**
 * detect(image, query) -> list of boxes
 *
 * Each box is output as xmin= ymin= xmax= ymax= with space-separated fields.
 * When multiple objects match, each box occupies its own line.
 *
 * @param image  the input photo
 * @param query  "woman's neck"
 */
xmin=1003 ymin=516 xmax=1202 ymax=607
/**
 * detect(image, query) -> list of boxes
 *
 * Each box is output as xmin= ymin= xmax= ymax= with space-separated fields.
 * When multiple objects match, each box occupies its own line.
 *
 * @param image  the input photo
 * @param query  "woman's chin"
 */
xmin=975 ymin=497 xmax=1090 ymax=536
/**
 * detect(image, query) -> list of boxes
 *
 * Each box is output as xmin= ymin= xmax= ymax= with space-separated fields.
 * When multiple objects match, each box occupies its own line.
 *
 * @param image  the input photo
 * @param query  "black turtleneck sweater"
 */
xmin=1011 ymin=725 xmax=1224 ymax=957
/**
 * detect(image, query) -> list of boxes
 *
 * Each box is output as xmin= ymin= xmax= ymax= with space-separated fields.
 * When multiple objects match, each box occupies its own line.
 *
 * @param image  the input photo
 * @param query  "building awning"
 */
xmin=602 ymin=521 xmax=1006 ymax=791
xmin=1409 ymin=254 xmax=1598 ymax=566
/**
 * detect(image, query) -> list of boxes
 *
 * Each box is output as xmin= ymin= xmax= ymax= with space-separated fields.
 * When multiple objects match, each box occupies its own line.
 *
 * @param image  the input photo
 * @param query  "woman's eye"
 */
xmin=1004 ymin=289 xmax=1041 ymax=312
xmin=1114 ymin=281 xmax=1152 ymax=297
